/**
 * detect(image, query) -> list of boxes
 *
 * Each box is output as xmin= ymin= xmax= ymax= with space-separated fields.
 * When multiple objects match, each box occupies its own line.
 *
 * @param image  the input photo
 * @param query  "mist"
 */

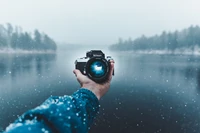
xmin=1 ymin=0 xmax=200 ymax=45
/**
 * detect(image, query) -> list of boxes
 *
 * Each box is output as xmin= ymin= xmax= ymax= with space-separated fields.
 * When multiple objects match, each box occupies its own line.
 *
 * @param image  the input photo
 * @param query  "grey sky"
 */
xmin=0 ymin=0 xmax=200 ymax=45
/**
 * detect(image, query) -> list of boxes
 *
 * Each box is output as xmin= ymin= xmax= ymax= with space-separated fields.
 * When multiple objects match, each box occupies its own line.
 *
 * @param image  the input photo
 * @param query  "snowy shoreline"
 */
xmin=115 ymin=47 xmax=200 ymax=56
xmin=0 ymin=48 xmax=56 ymax=54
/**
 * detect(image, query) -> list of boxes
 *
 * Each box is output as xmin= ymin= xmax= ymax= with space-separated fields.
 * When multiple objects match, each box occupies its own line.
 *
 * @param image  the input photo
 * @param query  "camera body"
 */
xmin=75 ymin=50 xmax=114 ymax=83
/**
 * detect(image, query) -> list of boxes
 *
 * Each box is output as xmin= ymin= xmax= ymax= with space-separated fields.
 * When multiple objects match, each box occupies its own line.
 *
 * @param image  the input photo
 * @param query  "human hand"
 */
xmin=73 ymin=60 xmax=114 ymax=100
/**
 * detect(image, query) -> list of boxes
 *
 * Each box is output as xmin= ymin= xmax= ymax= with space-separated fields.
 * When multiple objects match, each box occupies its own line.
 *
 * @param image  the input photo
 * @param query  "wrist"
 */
xmin=82 ymin=85 xmax=101 ymax=100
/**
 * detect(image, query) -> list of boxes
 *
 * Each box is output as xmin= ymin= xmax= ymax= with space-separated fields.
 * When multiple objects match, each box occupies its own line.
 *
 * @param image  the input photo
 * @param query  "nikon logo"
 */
xmin=93 ymin=54 xmax=102 ymax=57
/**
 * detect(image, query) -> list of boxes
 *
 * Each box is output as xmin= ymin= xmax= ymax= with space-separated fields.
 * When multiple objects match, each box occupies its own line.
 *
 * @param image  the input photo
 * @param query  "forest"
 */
xmin=110 ymin=25 xmax=200 ymax=52
xmin=0 ymin=23 xmax=57 ymax=51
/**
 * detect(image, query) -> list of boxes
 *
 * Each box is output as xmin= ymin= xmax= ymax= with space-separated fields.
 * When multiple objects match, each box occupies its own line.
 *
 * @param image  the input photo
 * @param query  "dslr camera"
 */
xmin=75 ymin=50 xmax=114 ymax=83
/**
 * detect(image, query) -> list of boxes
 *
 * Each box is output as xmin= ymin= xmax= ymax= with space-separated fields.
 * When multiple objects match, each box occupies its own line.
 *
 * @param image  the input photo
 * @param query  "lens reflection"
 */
xmin=89 ymin=61 xmax=106 ymax=78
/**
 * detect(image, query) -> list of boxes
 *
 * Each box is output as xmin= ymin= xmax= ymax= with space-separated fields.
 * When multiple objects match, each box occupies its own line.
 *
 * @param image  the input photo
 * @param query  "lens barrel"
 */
xmin=86 ymin=57 xmax=110 ymax=83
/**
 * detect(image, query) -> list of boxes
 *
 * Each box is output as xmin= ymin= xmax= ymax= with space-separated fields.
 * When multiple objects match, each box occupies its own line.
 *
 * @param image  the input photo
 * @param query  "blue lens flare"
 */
xmin=89 ymin=61 xmax=106 ymax=78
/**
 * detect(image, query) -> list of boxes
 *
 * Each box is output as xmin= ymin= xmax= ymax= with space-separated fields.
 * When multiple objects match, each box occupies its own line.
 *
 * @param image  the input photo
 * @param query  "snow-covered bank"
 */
xmin=0 ymin=48 xmax=56 ymax=54
xmin=116 ymin=47 xmax=200 ymax=56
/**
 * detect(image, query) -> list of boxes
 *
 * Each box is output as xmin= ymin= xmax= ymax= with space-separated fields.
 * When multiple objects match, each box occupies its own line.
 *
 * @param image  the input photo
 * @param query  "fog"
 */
xmin=0 ymin=0 xmax=200 ymax=45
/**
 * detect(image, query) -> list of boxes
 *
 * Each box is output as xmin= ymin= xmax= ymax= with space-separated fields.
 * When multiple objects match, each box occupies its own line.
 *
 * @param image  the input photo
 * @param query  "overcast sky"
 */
xmin=0 ymin=0 xmax=200 ymax=45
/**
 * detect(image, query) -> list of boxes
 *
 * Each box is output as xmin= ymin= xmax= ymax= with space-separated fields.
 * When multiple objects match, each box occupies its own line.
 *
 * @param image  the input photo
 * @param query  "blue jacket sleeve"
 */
xmin=4 ymin=88 xmax=100 ymax=133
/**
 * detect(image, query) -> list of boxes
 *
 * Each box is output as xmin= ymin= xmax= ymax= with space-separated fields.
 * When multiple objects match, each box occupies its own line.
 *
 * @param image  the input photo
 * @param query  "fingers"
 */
xmin=108 ymin=60 xmax=115 ymax=82
xmin=110 ymin=59 xmax=115 ymax=64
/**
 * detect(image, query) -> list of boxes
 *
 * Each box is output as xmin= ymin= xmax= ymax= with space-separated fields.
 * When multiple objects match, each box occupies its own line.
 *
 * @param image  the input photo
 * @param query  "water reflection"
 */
xmin=0 ymin=54 xmax=56 ymax=80
xmin=159 ymin=65 xmax=199 ymax=80
xmin=157 ymin=55 xmax=200 ymax=92
xmin=196 ymin=69 xmax=200 ymax=91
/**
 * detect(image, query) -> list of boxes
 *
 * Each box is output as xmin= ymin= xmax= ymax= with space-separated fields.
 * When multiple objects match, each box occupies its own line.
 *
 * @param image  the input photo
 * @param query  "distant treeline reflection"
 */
xmin=0 ymin=23 xmax=57 ymax=51
xmin=0 ymin=54 xmax=56 ymax=79
xmin=110 ymin=25 xmax=200 ymax=52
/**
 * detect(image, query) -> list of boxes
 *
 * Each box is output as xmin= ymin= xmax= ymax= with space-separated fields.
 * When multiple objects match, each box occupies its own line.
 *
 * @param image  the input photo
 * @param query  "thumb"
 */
xmin=73 ymin=69 xmax=82 ymax=78
xmin=73 ymin=69 xmax=85 ymax=83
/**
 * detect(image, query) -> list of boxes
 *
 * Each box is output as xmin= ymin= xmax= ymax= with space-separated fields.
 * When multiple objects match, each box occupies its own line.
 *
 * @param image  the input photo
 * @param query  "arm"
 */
xmin=4 ymin=89 xmax=99 ymax=133
xmin=4 ymin=60 xmax=114 ymax=133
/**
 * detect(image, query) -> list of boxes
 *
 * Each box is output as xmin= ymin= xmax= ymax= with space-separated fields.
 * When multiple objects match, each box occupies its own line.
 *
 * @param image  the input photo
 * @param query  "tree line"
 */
xmin=110 ymin=25 xmax=200 ymax=51
xmin=0 ymin=23 xmax=57 ymax=51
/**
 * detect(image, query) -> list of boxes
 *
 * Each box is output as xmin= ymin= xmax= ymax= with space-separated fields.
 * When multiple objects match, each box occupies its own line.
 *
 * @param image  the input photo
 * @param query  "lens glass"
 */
xmin=89 ymin=60 xmax=107 ymax=78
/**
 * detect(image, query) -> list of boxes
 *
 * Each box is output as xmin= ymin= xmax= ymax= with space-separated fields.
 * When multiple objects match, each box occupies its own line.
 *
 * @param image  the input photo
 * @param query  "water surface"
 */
xmin=1 ymin=49 xmax=200 ymax=133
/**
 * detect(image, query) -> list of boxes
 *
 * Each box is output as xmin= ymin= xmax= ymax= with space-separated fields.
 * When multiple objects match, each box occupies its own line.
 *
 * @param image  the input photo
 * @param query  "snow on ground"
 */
xmin=0 ymin=48 xmax=56 ymax=54
xmin=118 ymin=46 xmax=200 ymax=56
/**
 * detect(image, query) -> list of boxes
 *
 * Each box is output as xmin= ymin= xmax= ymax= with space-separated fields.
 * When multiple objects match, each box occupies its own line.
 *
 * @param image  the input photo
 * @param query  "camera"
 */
xmin=75 ymin=50 xmax=114 ymax=83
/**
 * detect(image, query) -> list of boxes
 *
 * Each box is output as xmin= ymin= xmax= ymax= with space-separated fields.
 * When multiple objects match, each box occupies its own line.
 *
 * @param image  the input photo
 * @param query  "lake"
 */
xmin=1 ymin=48 xmax=200 ymax=133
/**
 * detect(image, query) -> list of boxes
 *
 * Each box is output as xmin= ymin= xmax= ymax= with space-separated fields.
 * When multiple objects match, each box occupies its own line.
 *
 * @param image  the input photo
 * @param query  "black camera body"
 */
xmin=75 ymin=50 xmax=114 ymax=83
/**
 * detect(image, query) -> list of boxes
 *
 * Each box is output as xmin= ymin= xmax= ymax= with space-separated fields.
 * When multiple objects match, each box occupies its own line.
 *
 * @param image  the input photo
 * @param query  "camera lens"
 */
xmin=89 ymin=60 xmax=106 ymax=78
xmin=86 ymin=57 xmax=110 ymax=83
